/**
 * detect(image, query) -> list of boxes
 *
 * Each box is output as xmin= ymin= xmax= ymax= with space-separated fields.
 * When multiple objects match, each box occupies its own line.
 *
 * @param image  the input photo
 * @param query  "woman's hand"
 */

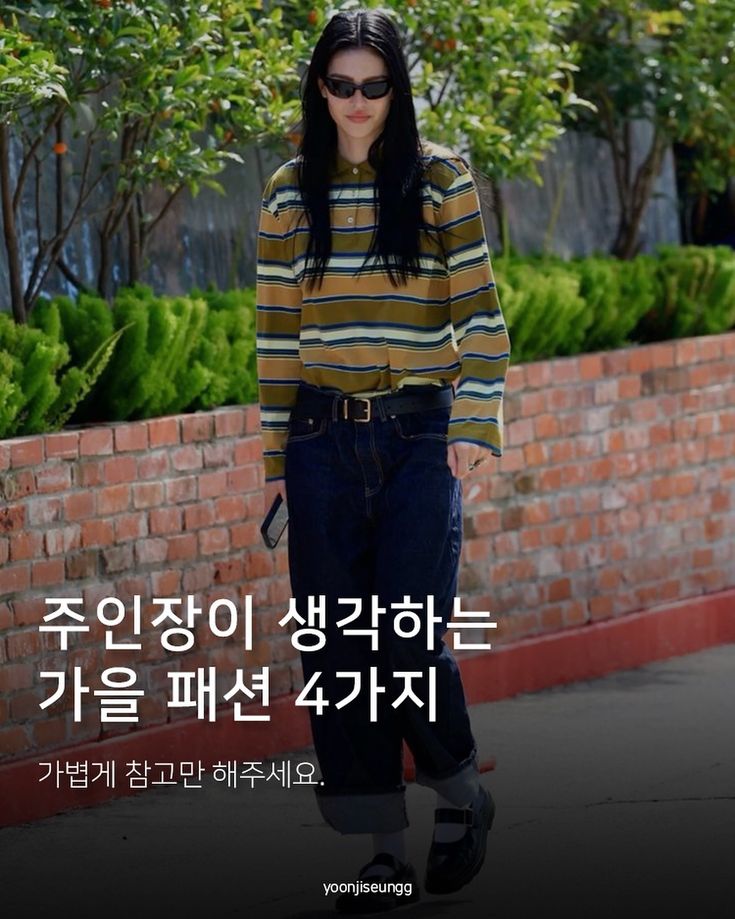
xmin=264 ymin=478 xmax=287 ymax=513
xmin=447 ymin=442 xmax=493 ymax=479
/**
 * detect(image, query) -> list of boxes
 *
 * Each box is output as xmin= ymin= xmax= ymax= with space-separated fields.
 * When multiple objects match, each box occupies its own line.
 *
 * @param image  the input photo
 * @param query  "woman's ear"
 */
xmin=317 ymin=77 xmax=327 ymax=99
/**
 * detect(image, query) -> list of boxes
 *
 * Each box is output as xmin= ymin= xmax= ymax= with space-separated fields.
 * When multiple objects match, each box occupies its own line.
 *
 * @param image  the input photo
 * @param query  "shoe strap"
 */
xmin=358 ymin=852 xmax=403 ymax=878
xmin=434 ymin=807 xmax=475 ymax=825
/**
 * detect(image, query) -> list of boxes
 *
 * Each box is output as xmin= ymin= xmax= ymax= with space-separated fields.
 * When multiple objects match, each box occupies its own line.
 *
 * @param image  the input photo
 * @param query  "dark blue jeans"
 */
xmin=284 ymin=381 xmax=480 ymax=834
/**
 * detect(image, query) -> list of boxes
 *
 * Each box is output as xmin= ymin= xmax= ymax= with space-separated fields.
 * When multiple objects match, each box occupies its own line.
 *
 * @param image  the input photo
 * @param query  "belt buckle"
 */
xmin=344 ymin=397 xmax=371 ymax=422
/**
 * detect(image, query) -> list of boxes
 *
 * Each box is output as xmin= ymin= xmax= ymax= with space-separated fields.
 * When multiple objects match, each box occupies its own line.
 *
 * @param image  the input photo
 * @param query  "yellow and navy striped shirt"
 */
xmin=256 ymin=139 xmax=511 ymax=481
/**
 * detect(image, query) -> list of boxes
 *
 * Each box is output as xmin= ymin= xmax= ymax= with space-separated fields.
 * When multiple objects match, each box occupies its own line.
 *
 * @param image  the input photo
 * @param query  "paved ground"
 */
xmin=2 ymin=643 xmax=733 ymax=918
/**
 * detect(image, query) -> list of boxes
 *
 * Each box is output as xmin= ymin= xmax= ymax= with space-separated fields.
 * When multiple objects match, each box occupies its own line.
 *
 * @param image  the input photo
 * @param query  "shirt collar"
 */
xmin=332 ymin=148 xmax=377 ymax=179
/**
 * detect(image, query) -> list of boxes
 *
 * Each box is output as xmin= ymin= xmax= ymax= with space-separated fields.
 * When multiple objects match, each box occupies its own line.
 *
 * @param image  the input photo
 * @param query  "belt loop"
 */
xmin=375 ymin=395 xmax=387 ymax=422
xmin=331 ymin=397 xmax=339 ymax=423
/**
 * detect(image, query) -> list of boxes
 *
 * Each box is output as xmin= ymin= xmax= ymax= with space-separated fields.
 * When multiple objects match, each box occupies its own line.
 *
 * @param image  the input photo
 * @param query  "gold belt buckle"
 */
xmin=343 ymin=397 xmax=372 ymax=422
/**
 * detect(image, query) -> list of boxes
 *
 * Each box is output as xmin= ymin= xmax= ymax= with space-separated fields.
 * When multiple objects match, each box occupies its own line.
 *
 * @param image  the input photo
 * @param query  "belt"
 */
xmin=290 ymin=385 xmax=453 ymax=423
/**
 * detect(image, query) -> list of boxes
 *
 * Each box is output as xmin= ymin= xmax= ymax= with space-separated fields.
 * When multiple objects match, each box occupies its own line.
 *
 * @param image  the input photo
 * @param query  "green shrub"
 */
xmin=633 ymin=245 xmax=735 ymax=340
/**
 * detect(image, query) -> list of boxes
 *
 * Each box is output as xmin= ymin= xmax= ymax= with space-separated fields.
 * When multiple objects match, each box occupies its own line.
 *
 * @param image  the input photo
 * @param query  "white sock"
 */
xmin=361 ymin=830 xmax=407 ymax=877
xmin=433 ymin=790 xmax=475 ymax=843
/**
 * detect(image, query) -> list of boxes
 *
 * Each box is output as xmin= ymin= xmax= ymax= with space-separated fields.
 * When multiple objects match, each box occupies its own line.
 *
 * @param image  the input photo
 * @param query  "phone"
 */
xmin=261 ymin=492 xmax=289 ymax=549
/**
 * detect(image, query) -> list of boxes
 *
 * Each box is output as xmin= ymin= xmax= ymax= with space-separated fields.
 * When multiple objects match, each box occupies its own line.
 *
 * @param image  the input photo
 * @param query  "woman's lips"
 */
xmin=347 ymin=115 xmax=370 ymax=122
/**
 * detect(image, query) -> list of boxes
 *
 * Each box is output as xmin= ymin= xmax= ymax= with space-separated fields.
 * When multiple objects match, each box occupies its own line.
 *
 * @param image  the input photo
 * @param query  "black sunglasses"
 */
xmin=323 ymin=75 xmax=392 ymax=100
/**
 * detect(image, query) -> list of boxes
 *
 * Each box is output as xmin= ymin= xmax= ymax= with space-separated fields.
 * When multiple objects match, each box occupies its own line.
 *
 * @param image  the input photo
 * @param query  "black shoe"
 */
xmin=424 ymin=786 xmax=495 ymax=895
xmin=335 ymin=852 xmax=420 ymax=914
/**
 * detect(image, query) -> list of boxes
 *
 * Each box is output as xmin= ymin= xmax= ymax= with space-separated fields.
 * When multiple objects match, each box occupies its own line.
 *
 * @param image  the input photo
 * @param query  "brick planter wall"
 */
xmin=1 ymin=331 xmax=734 ymax=767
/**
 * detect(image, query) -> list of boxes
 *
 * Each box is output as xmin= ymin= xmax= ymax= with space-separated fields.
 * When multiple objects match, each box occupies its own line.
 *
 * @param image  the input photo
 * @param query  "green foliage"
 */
xmin=567 ymin=1 xmax=735 ymax=199
xmin=75 ymin=284 xmax=256 ymax=422
xmin=0 ymin=311 xmax=68 ymax=438
xmin=493 ymin=257 xmax=590 ymax=362
xmin=634 ymin=245 xmax=735 ymax=339
xmin=0 ymin=17 xmax=67 ymax=121
xmin=2 ymin=246 xmax=734 ymax=440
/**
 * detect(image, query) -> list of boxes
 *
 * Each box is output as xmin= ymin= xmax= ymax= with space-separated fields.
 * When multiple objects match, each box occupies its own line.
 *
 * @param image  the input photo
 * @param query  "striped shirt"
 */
xmin=256 ymin=140 xmax=511 ymax=482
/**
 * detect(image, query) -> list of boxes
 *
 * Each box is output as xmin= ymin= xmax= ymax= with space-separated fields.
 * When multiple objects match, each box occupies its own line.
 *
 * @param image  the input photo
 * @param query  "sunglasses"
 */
xmin=322 ymin=75 xmax=392 ymax=100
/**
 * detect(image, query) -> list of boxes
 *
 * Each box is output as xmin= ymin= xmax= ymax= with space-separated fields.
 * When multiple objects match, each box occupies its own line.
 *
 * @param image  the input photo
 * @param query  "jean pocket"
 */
xmin=287 ymin=414 xmax=328 ymax=443
xmin=391 ymin=406 xmax=450 ymax=442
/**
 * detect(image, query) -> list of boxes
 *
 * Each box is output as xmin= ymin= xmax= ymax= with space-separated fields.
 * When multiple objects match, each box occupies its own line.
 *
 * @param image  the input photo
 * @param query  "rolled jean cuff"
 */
xmin=414 ymin=751 xmax=480 ymax=806
xmin=315 ymin=786 xmax=409 ymax=834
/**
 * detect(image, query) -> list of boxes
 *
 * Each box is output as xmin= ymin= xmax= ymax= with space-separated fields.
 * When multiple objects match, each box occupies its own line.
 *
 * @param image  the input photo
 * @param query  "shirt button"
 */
xmin=352 ymin=167 xmax=358 ymax=174
xmin=347 ymin=216 xmax=354 ymax=223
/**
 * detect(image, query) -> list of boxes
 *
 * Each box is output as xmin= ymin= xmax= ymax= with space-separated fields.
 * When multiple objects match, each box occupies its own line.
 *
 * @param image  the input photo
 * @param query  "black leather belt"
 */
xmin=290 ymin=385 xmax=453 ymax=423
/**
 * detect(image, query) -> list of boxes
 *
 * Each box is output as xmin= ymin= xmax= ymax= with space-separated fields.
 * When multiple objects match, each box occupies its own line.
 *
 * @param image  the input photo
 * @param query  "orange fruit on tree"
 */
xmin=307 ymin=10 xmax=318 ymax=26
xmin=53 ymin=142 xmax=68 ymax=155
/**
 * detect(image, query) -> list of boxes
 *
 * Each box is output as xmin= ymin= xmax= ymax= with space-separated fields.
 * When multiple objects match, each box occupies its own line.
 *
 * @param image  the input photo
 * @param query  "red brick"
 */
xmin=25 ymin=497 xmax=61 ymax=528
xmin=137 ymin=450 xmax=171 ymax=479
xmin=97 ymin=484 xmax=131 ymax=515
xmin=31 ymin=715 xmax=68 ymax=749
xmin=132 ymin=481 xmax=164 ymax=509
xmin=213 ymin=495 xmax=247 ymax=522
xmin=0 ymin=564 xmax=30 ymax=596
xmin=0 ymin=662 xmax=34 ymax=692
xmin=134 ymin=538 xmax=168 ymax=565
xmin=171 ymin=445 xmax=203 ymax=471
xmin=6 ymin=628 xmax=42 ymax=659
xmin=244 ymin=405 xmax=260 ymax=434
xmin=0 ymin=443 xmax=9 ymax=471
xmin=234 ymin=439 xmax=264 ymax=463
xmin=102 ymin=456 xmax=137 ymax=485
xmin=34 ymin=464 xmax=72 ymax=493
xmin=203 ymin=442 xmax=234 ymax=467
xmin=66 ymin=550 xmax=99 ymax=580
xmin=79 ymin=427 xmax=113 ymax=456
xmin=148 ymin=417 xmax=180 ymax=447
xmin=0 ymin=725 xmax=30 ymax=756
xmin=151 ymin=569 xmax=182 ymax=594
xmin=185 ymin=502 xmax=216 ymax=530
xmin=31 ymin=558 xmax=65 ymax=587
xmin=214 ymin=409 xmax=245 ymax=437
xmin=181 ymin=414 xmax=213 ymax=442
xmin=10 ymin=437 xmax=44 ymax=467
xmin=199 ymin=527 xmax=230 ymax=555
xmin=44 ymin=524 xmax=82 ymax=555
xmin=74 ymin=459 xmax=105 ymax=488
xmin=533 ymin=414 xmax=560 ymax=439
xmin=243 ymin=549 xmax=274 ymax=579
xmin=649 ymin=342 xmax=676 ymax=369
xmin=618 ymin=375 xmax=642 ymax=399
xmin=506 ymin=418 xmax=533 ymax=447
xmin=115 ymin=512 xmax=148 ymax=542
xmin=198 ymin=470 xmax=228 ymax=499
xmin=10 ymin=689 xmax=45 ymax=721
xmin=149 ymin=507 xmax=183 ymax=535
xmin=114 ymin=423 xmax=149 ymax=452
xmin=165 ymin=476 xmax=197 ymax=504
xmin=81 ymin=518 xmax=116 ymax=548
xmin=45 ymin=431 xmax=80 ymax=459
xmin=230 ymin=521 xmax=260 ymax=549
xmin=64 ymin=491 xmax=96 ymax=521
xmin=228 ymin=466 xmax=261 ymax=493
xmin=578 ymin=354 xmax=603 ymax=380
xmin=9 ymin=530 xmax=44 ymax=561
xmin=101 ymin=544 xmax=135 ymax=573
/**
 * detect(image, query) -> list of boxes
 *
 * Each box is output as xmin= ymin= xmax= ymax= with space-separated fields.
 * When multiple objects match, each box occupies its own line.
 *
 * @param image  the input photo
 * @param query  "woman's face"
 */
xmin=317 ymin=47 xmax=393 ymax=146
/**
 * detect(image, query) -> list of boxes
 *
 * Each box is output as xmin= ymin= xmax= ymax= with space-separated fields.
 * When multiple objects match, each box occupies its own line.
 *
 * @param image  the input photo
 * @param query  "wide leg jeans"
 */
xmin=284 ymin=381 xmax=480 ymax=833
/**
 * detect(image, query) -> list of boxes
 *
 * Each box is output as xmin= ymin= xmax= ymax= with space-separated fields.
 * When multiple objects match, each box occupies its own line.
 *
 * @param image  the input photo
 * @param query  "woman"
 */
xmin=256 ymin=7 xmax=511 ymax=913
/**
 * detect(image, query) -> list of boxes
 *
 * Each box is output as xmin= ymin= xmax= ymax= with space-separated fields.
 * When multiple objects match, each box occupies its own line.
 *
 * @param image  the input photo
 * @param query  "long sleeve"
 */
xmin=255 ymin=176 xmax=303 ymax=481
xmin=439 ymin=162 xmax=511 ymax=457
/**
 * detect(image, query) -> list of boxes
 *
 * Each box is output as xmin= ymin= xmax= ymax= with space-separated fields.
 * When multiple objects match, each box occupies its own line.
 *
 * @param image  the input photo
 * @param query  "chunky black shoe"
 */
xmin=424 ymin=786 xmax=496 ymax=895
xmin=335 ymin=852 xmax=420 ymax=914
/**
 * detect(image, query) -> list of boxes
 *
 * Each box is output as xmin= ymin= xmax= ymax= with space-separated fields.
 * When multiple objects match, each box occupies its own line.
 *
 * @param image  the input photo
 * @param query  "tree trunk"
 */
xmin=611 ymin=130 xmax=667 ymax=260
xmin=0 ymin=123 xmax=26 ymax=323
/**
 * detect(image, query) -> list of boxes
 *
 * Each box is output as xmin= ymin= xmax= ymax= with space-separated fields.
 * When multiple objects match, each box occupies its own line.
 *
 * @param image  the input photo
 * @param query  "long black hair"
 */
xmin=296 ymin=7 xmax=439 ymax=292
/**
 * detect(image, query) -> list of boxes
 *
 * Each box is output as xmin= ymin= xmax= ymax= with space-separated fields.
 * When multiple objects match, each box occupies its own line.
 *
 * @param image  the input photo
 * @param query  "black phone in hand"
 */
xmin=261 ymin=492 xmax=289 ymax=548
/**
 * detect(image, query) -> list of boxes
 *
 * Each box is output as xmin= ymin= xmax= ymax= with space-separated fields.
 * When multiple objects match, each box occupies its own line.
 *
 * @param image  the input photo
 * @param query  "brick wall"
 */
xmin=1 ymin=331 xmax=734 ymax=762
